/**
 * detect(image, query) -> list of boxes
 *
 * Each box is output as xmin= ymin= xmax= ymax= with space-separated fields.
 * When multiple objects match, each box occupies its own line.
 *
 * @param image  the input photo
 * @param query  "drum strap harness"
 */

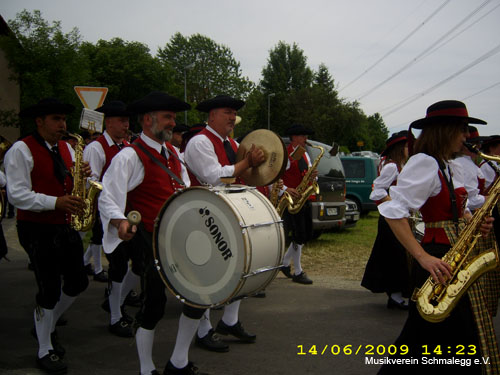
xmin=133 ymin=142 xmax=185 ymax=187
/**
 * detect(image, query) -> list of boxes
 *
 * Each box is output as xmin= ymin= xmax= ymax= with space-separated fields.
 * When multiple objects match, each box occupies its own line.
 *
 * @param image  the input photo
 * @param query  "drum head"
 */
xmin=236 ymin=129 xmax=287 ymax=186
xmin=153 ymin=187 xmax=248 ymax=307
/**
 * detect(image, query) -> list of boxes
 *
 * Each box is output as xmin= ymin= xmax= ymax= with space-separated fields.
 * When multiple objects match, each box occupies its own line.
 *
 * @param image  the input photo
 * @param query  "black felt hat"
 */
xmin=196 ymin=95 xmax=245 ymax=113
xmin=19 ymin=98 xmax=75 ymax=118
xmin=285 ymin=123 xmax=314 ymax=136
xmin=381 ymin=130 xmax=408 ymax=156
xmin=410 ymin=100 xmax=486 ymax=129
xmin=96 ymin=100 xmax=132 ymax=117
xmin=467 ymin=126 xmax=488 ymax=143
xmin=129 ymin=91 xmax=191 ymax=114
xmin=481 ymin=135 xmax=500 ymax=148
xmin=173 ymin=123 xmax=190 ymax=133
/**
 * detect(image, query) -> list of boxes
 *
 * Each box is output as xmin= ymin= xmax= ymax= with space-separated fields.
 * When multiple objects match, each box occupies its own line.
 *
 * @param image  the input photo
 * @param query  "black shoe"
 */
xmin=163 ymin=361 xmax=208 ymax=375
xmin=387 ymin=297 xmax=409 ymax=310
xmin=139 ymin=371 xmax=160 ymax=375
xmin=36 ymin=351 xmax=67 ymax=374
xmin=280 ymin=265 xmax=292 ymax=278
xmin=124 ymin=290 xmax=142 ymax=307
xmin=292 ymin=271 xmax=313 ymax=285
xmin=215 ymin=320 xmax=256 ymax=342
xmin=84 ymin=264 xmax=94 ymax=275
xmin=31 ymin=328 xmax=66 ymax=358
xmin=253 ymin=290 xmax=266 ymax=298
xmin=101 ymin=298 xmax=133 ymax=323
xmin=109 ymin=317 xmax=133 ymax=337
xmin=93 ymin=270 xmax=108 ymax=282
xmin=195 ymin=329 xmax=229 ymax=352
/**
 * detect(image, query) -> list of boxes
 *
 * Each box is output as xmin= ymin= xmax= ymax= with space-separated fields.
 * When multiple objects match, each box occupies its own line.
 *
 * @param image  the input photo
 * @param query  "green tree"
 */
xmin=157 ymin=32 xmax=254 ymax=124
xmin=0 ymin=10 xmax=91 ymax=135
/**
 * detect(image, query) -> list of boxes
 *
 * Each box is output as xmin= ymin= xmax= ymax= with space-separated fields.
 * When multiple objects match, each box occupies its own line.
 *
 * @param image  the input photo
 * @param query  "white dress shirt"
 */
xmin=83 ymin=130 xmax=115 ymax=181
xmin=369 ymin=162 xmax=398 ymax=202
xmin=4 ymin=139 xmax=75 ymax=212
xmin=98 ymin=132 xmax=188 ymax=253
xmin=454 ymin=155 xmax=485 ymax=210
xmin=379 ymin=153 xmax=467 ymax=219
xmin=184 ymin=125 xmax=236 ymax=186
xmin=480 ymin=160 xmax=498 ymax=191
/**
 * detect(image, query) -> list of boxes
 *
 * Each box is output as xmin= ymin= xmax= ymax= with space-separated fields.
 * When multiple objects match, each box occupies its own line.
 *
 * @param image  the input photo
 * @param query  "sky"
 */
xmin=2 ymin=0 xmax=500 ymax=136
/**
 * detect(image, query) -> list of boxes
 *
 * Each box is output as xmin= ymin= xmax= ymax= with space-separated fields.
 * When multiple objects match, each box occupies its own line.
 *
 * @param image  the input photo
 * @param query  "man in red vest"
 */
xmin=280 ymin=123 xmax=317 ymax=285
xmin=83 ymin=100 xmax=140 ymax=337
xmin=184 ymin=95 xmax=264 ymax=353
xmin=98 ymin=92 xmax=208 ymax=375
xmin=4 ymin=97 xmax=90 ymax=374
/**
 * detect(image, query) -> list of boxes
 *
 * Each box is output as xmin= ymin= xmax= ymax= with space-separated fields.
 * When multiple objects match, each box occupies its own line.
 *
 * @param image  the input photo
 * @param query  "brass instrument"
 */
xmin=270 ymin=180 xmax=293 ymax=216
xmin=415 ymin=142 xmax=500 ymax=322
xmin=286 ymin=142 xmax=324 ymax=215
xmin=67 ymin=132 xmax=103 ymax=232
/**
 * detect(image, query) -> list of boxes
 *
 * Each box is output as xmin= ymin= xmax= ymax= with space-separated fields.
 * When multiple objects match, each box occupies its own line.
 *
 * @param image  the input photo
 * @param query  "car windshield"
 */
xmin=307 ymin=141 xmax=344 ymax=178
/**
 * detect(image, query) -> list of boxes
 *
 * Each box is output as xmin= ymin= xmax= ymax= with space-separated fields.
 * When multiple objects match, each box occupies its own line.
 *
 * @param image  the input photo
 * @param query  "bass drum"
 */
xmin=153 ymin=185 xmax=284 ymax=308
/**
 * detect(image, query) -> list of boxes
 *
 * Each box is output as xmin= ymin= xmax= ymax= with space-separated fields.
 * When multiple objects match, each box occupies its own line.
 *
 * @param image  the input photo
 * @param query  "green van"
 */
xmin=340 ymin=156 xmax=379 ymax=213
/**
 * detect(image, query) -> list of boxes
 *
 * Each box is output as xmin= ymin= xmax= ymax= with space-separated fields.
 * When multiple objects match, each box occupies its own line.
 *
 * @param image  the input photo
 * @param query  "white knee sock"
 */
xmin=120 ymin=268 xmax=140 ymax=306
xmin=282 ymin=242 xmax=295 ymax=267
xmin=83 ymin=244 xmax=92 ymax=266
xmin=197 ymin=309 xmax=212 ymax=338
xmin=51 ymin=292 xmax=76 ymax=332
xmin=35 ymin=307 xmax=54 ymax=358
xmin=222 ymin=300 xmax=240 ymax=326
xmin=136 ymin=327 xmax=156 ymax=375
xmin=292 ymin=243 xmax=303 ymax=275
xmin=91 ymin=244 xmax=103 ymax=274
xmin=170 ymin=313 xmax=199 ymax=369
xmin=109 ymin=281 xmax=122 ymax=325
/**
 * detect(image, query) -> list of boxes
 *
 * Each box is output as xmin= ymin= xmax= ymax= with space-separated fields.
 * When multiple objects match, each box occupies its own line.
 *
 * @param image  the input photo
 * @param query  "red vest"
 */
xmin=188 ymin=128 xmax=240 ymax=186
xmin=419 ymin=171 xmax=467 ymax=245
xmin=17 ymin=135 xmax=74 ymax=224
xmin=96 ymin=135 xmax=130 ymax=180
xmin=282 ymin=143 xmax=315 ymax=200
xmin=128 ymin=138 xmax=183 ymax=232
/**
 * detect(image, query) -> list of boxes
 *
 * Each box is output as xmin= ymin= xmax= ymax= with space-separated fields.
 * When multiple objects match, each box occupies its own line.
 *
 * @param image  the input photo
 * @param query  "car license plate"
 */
xmin=353 ymin=214 xmax=360 ymax=221
xmin=326 ymin=208 xmax=338 ymax=216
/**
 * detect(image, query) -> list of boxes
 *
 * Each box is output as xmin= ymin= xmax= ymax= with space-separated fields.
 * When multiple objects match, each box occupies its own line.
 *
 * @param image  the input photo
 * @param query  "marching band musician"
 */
xmin=361 ymin=130 xmax=410 ymax=310
xmin=4 ymin=98 xmax=90 ymax=374
xmin=184 ymin=95 xmax=265 ymax=353
xmin=98 ymin=92 xmax=208 ymax=375
xmin=377 ymin=100 xmax=499 ymax=374
xmin=83 ymin=100 xmax=141 ymax=337
xmin=279 ymin=124 xmax=317 ymax=285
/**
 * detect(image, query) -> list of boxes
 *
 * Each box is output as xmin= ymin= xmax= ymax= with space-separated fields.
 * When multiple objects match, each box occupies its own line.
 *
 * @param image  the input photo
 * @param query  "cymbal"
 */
xmin=236 ymin=129 xmax=287 ymax=187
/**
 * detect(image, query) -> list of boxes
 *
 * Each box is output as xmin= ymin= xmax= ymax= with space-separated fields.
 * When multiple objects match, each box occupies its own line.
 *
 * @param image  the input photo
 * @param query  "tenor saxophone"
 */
xmin=67 ymin=133 xmax=103 ymax=232
xmin=286 ymin=142 xmax=324 ymax=215
xmin=270 ymin=180 xmax=293 ymax=216
xmin=415 ymin=143 xmax=500 ymax=322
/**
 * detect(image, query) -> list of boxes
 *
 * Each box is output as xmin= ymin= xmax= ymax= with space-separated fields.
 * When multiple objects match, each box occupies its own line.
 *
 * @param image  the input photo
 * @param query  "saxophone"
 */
xmin=270 ymin=180 xmax=293 ymax=216
xmin=415 ymin=143 xmax=500 ymax=323
xmin=67 ymin=133 xmax=103 ymax=232
xmin=286 ymin=142 xmax=324 ymax=215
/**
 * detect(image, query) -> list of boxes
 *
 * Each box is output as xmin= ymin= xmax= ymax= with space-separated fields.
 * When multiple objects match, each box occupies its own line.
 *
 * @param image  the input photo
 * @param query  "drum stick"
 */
xmin=127 ymin=210 xmax=141 ymax=232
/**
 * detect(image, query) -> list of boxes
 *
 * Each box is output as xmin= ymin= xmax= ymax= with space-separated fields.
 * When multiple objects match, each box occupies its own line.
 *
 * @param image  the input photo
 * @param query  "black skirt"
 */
xmin=361 ymin=215 xmax=410 ymax=296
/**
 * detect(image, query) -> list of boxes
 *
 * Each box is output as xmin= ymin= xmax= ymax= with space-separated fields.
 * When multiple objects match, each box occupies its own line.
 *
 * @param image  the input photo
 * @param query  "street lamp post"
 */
xmin=267 ymin=93 xmax=275 ymax=130
xmin=183 ymin=62 xmax=195 ymax=124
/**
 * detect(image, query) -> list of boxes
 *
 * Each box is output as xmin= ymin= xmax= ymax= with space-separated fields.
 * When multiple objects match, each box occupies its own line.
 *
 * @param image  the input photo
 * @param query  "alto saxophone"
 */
xmin=415 ymin=143 xmax=500 ymax=323
xmin=286 ymin=142 xmax=324 ymax=215
xmin=67 ymin=133 xmax=103 ymax=232
xmin=270 ymin=180 xmax=293 ymax=216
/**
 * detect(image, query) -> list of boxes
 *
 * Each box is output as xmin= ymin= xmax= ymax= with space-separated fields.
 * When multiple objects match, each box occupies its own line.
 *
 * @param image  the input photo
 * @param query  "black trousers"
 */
xmin=283 ymin=201 xmax=313 ymax=245
xmin=89 ymin=214 xmax=104 ymax=245
xmin=17 ymin=220 xmax=89 ymax=309
xmin=105 ymin=239 xmax=143 ymax=283
xmin=132 ymin=227 xmax=206 ymax=330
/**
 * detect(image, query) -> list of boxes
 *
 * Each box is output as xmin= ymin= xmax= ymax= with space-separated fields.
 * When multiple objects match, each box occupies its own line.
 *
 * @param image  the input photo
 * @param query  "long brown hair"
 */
xmin=384 ymin=141 xmax=407 ymax=169
xmin=413 ymin=119 xmax=465 ymax=161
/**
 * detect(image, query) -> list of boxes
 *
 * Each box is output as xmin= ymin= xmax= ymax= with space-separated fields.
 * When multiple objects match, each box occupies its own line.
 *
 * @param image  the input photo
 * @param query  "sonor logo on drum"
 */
xmin=199 ymin=207 xmax=233 ymax=261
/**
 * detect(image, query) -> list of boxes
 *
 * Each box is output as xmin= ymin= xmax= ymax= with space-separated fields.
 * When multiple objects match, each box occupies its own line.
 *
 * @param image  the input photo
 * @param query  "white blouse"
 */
xmin=370 ymin=162 xmax=398 ymax=202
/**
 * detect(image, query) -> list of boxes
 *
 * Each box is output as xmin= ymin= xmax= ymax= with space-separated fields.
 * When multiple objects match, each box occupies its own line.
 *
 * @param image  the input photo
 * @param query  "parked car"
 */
xmin=344 ymin=198 xmax=360 ymax=228
xmin=283 ymin=138 xmax=347 ymax=236
xmin=340 ymin=155 xmax=379 ymax=213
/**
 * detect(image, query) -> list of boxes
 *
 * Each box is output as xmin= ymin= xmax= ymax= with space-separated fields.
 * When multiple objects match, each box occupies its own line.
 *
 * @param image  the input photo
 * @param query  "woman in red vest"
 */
xmin=377 ymin=100 xmax=498 ymax=374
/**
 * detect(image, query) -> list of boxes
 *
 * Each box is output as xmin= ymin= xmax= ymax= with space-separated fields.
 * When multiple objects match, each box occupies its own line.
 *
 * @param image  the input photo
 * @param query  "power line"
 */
xmin=462 ymin=81 xmax=500 ymax=100
xmin=338 ymin=0 xmax=450 ymax=93
xmin=357 ymin=0 xmax=494 ymax=100
xmin=381 ymin=43 xmax=500 ymax=118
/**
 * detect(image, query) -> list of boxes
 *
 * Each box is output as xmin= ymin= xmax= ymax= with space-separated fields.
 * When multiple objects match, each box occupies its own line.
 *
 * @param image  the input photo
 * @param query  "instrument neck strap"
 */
xmin=435 ymin=157 xmax=459 ymax=236
xmin=133 ymin=141 xmax=185 ymax=187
